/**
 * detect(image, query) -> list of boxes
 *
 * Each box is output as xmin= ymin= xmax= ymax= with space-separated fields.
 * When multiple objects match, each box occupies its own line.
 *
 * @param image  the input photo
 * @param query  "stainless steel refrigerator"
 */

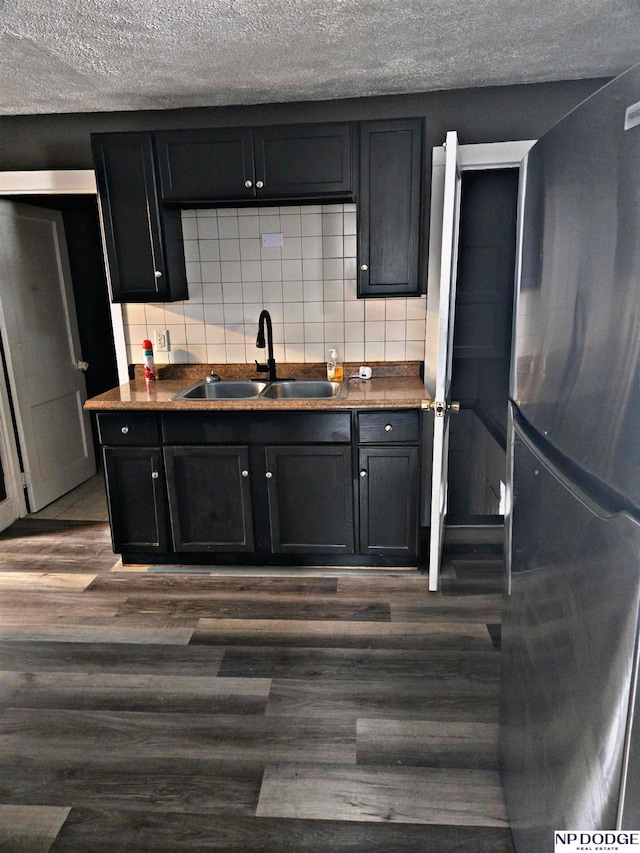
xmin=500 ymin=65 xmax=640 ymax=852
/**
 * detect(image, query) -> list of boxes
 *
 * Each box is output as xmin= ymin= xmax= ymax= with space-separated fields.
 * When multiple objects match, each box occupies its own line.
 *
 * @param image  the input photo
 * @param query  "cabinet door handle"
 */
xmin=265 ymin=471 xmax=273 ymax=479
xmin=244 ymin=180 xmax=253 ymax=188
xmin=256 ymin=180 xmax=264 ymax=189
xmin=121 ymin=426 xmax=129 ymax=434
xmin=384 ymin=424 xmax=393 ymax=432
xmin=154 ymin=270 xmax=162 ymax=278
xmin=151 ymin=471 xmax=159 ymax=479
xmin=360 ymin=469 xmax=367 ymax=478
xmin=360 ymin=264 xmax=368 ymax=271
xmin=241 ymin=470 xmax=249 ymax=478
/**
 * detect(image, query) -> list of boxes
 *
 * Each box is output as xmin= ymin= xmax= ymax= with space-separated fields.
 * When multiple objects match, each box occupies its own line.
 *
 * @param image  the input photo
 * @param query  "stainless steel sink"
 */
xmin=261 ymin=380 xmax=346 ymax=399
xmin=173 ymin=378 xmax=346 ymax=401
xmin=173 ymin=380 xmax=267 ymax=400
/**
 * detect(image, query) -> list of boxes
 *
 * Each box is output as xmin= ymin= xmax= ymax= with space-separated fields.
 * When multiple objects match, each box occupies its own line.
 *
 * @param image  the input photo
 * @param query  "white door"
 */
xmin=0 ymin=200 xmax=95 ymax=511
xmin=0 ymin=362 xmax=24 ymax=531
xmin=425 ymin=132 xmax=462 ymax=591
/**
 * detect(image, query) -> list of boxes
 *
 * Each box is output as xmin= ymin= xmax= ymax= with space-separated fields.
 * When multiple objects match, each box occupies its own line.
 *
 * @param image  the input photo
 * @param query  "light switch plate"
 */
xmin=261 ymin=232 xmax=284 ymax=248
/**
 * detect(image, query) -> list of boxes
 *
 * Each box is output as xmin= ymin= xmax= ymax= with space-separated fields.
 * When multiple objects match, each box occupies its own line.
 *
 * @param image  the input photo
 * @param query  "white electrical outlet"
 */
xmin=154 ymin=329 xmax=169 ymax=352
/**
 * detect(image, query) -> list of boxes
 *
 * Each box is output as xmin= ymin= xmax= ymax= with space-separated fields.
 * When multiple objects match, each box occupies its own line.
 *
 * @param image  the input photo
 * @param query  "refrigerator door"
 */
xmin=501 ymin=414 xmax=640 ymax=853
xmin=512 ymin=65 xmax=640 ymax=507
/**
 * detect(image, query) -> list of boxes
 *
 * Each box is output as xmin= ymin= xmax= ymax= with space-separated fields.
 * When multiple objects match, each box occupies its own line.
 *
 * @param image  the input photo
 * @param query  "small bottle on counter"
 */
xmin=142 ymin=339 xmax=155 ymax=380
xmin=327 ymin=348 xmax=343 ymax=381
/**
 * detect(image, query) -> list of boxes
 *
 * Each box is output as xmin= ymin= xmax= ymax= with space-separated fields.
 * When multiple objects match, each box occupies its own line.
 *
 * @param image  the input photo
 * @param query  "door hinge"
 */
xmin=20 ymin=471 xmax=28 ymax=488
xmin=422 ymin=400 xmax=461 ymax=417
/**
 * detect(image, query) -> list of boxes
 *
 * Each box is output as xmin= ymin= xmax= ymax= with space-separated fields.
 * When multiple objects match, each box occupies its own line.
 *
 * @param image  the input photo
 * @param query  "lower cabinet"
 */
xmin=164 ymin=446 xmax=254 ymax=552
xmin=358 ymin=446 xmax=419 ymax=556
xmin=265 ymin=445 xmax=354 ymax=554
xmin=97 ymin=409 xmax=422 ymax=565
xmin=102 ymin=446 xmax=170 ymax=553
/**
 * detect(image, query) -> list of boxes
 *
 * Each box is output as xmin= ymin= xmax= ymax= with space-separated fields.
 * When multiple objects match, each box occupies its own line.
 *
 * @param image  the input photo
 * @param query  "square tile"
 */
xmin=238 ymin=216 xmax=260 ymax=238
xmin=217 ymin=216 xmax=240 ymax=239
xmin=197 ymin=218 xmax=219 ymax=240
xmin=240 ymin=238 xmax=262 ymax=261
xmin=282 ymin=259 xmax=303 ymax=281
xmin=283 ymin=302 xmax=304 ymax=323
xmin=345 ymin=341 xmax=365 ymax=361
xmin=283 ymin=281 xmax=303 ymax=302
xmin=198 ymin=239 xmax=220 ymax=262
xmin=221 ymin=261 xmax=242 ymax=282
xmin=220 ymin=239 xmax=241 ymax=261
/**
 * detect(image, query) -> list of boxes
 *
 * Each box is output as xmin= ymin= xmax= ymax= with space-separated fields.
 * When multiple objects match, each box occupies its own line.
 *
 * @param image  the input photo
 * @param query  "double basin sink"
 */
xmin=173 ymin=378 xmax=347 ymax=401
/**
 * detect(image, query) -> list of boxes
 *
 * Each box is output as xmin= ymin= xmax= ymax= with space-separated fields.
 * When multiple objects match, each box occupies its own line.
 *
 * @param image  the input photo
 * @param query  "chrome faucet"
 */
xmin=255 ymin=309 xmax=278 ymax=381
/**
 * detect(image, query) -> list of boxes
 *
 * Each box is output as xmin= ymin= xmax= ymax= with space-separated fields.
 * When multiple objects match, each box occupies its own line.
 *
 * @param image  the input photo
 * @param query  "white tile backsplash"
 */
xmin=122 ymin=203 xmax=427 ymax=365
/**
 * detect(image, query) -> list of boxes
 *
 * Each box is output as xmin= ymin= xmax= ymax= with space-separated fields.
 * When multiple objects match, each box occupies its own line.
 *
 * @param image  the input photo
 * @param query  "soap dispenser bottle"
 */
xmin=327 ymin=348 xmax=343 ymax=381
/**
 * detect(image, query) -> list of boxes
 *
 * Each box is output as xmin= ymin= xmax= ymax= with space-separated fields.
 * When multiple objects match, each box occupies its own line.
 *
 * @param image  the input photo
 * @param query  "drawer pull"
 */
xmin=265 ymin=471 xmax=273 ymax=479
xmin=384 ymin=424 xmax=393 ymax=432
xmin=121 ymin=426 xmax=129 ymax=434
xmin=151 ymin=471 xmax=159 ymax=479
xmin=241 ymin=470 xmax=249 ymax=478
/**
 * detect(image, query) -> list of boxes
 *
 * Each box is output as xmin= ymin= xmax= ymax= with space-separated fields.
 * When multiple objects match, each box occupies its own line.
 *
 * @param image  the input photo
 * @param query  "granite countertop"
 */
xmin=84 ymin=362 xmax=430 ymax=412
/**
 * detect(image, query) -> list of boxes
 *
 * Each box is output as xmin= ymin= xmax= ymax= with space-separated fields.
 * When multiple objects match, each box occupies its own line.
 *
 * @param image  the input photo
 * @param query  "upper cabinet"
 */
xmin=357 ymin=118 xmax=423 ymax=298
xmin=91 ymin=133 xmax=188 ymax=303
xmin=91 ymin=119 xmax=424 ymax=303
xmin=156 ymin=123 xmax=354 ymax=203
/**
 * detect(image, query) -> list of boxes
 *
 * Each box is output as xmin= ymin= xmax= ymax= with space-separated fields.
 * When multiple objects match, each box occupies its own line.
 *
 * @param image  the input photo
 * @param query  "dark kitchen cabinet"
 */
xmin=98 ymin=412 xmax=169 ymax=553
xmin=96 ymin=408 xmax=423 ymax=567
xmin=155 ymin=123 xmax=354 ymax=203
xmin=164 ymin=445 xmax=254 ymax=552
xmin=265 ymin=445 xmax=354 ymax=554
xmin=102 ymin=446 xmax=170 ymax=554
xmin=155 ymin=128 xmax=255 ymax=202
xmin=253 ymin=124 xmax=353 ymax=199
xmin=357 ymin=118 xmax=423 ymax=297
xmin=358 ymin=446 xmax=419 ymax=556
xmin=357 ymin=411 xmax=421 ymax=557
xmin=91 ymin=132 xmax=188 ymax=303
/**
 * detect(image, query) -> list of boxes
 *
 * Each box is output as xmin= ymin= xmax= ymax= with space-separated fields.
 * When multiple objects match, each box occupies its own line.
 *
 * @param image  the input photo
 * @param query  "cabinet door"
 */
xmin=253 ymin=124 xmax=353 ymax=198
xmin=155 ymin=129 xmax=255 ymax=202
xmin=91 ymin=133 xmax=187 ymax=303
xmin=164 ymin=446 xmax=254 ymax=552
xmin=358 ymin=446 xmax=419 ymax=556
xmin=265 ymin=446 xmax=354 ymax=554
xmin=358 ymin=119 xmax=423 ymax=297
xmin=103 ymin=447 xmax=169 ymax=553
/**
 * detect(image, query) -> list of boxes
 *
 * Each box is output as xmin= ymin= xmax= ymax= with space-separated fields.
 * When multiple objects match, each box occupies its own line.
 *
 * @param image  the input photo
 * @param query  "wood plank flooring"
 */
xmin=0 ymin=518 xmax=514 ymax=852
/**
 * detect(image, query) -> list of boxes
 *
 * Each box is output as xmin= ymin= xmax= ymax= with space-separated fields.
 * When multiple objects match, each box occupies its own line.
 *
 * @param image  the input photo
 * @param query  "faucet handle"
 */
xmin=255 ymin=360 xmax=268 ymax=374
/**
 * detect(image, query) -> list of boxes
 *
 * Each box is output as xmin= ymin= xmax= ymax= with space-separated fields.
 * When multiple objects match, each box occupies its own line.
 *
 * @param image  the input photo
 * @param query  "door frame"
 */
xmin=424 ymin=140 xmax=535 ymax=587
xmin=0 ymin=169 xmax=128 ymax=521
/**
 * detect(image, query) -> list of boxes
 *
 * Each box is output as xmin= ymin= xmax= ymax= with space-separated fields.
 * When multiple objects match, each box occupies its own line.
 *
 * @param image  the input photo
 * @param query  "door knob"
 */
xmin=256 ymin=180 xmax=264 ymax=188
xmin=244 ymin=180 xmax=253 ymax=188
xmin=76 ymin=360 xmax=89 ymax=372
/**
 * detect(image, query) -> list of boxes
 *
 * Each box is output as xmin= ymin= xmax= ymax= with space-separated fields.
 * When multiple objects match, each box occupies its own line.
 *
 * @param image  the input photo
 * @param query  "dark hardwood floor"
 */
xmin=0 ymin=518 xmax=514 ymax=852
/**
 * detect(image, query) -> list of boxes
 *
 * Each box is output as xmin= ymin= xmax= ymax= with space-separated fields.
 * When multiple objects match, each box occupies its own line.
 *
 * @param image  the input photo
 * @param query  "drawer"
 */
xmin=97 ymin=413 xmax=160 ymax=445
xmin=162 ymin=411 xmax=352 ymax=444
xmin=357 ymin=410 xmax=420 ymax=444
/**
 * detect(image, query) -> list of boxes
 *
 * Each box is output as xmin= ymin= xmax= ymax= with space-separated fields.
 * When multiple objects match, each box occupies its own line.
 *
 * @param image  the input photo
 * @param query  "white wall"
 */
xmin=121 ymin=203 xmax=427 ymax=365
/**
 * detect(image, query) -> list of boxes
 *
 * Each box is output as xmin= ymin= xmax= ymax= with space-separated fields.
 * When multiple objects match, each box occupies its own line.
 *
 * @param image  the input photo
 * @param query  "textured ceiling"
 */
xmin=1 ymin=0 xmax=639 ymax=115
